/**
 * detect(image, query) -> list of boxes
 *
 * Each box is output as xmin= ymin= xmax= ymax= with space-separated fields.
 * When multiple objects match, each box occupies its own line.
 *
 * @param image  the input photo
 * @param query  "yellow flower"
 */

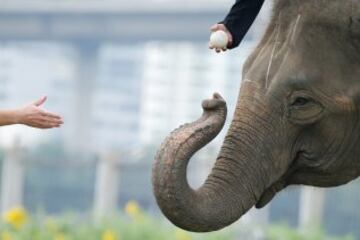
xmin=175 ymin=229 xmax=192 ymax=240
xmin=3 ymin=207 xmax=28 ymax=229
xmin=101 ymin=230 xmax=117 ymax=240
xmin=124 ymin=201 xmax=142 ymax=219
xmin=1 ymin=231 xmax=12 ymax=240
xmin=53 ymin=232 xmax=66 ymax=240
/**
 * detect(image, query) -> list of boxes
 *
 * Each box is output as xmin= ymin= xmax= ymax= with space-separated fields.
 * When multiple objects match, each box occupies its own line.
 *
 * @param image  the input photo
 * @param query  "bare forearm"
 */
xmin=0 ymin=109 xmax=21 ymax=126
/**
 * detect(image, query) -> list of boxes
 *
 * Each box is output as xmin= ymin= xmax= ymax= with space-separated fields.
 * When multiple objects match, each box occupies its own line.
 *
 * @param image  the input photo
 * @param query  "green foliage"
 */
xmin=0 ymin=210 xmax=234 ymax=240
xmin=266 ymin=223 xmax=354 ymax=240
xmin=0 ymin=206 xmax=354 ymax=240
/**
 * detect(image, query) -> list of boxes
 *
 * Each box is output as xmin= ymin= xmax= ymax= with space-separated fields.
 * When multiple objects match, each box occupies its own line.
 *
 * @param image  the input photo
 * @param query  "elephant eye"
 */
xmin=288 ymin=93 xmax=324 ymax=125
xmin=291 ymin=97 xmax=311 ymax=107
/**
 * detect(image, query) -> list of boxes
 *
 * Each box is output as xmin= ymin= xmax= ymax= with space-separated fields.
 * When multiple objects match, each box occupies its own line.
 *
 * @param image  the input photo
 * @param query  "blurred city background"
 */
xmin=0 ymin=0 xmax=359 ymax=239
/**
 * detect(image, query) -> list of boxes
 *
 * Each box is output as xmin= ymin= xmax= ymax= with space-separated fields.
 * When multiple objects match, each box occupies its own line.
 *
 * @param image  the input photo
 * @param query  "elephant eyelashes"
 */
xmin=291 ymin=97 xmax=312 ymax=107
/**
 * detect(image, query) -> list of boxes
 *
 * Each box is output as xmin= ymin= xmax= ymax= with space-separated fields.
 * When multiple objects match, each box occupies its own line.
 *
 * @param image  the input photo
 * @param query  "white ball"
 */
xmin=210 ymin=30 xmax=229 ymax=48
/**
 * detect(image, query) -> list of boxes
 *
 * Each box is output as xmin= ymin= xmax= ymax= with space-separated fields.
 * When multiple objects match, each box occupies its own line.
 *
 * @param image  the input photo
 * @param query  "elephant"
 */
xmin=152 ymin=0 xmax=360 ymax=232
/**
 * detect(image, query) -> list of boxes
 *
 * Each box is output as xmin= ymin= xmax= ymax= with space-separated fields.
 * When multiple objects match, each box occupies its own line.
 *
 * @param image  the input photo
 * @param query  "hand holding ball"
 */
xmin=209 ymin=30 xmax=229 ymax=49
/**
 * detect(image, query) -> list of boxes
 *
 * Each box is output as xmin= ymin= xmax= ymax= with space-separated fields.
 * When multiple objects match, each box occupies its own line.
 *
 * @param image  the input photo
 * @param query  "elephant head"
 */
xmin=152 ymin=0 xmax=360 ymax=232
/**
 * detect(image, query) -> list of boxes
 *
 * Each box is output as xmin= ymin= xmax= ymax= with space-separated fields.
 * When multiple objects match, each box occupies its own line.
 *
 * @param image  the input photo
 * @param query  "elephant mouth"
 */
xmin=255 ymin=151 xmax=303 ymax=208
xmin=256 ymin=180 xmax=286 ymax=208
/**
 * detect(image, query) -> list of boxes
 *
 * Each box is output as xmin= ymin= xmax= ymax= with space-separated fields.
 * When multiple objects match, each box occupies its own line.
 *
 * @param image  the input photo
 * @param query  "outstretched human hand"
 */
xmin=16 ymin=96 xmax=64 ymax=129
xmin=209 ymin=23 xmax=233 ymax=53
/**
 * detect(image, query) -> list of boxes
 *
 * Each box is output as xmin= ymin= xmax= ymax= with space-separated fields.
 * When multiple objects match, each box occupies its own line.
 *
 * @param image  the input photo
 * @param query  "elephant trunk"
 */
xmin=152 ymin=91 xmax=273 ymax=232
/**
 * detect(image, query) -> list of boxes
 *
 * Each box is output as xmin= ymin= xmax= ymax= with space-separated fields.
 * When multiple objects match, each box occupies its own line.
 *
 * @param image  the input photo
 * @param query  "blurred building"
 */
xmin=0 ymin=0 xmax=271 ymax=154
xmin=92 ymin=45 xmax=143 ymax=153
xmin=139 ymin=41 xmax=255 ymax=145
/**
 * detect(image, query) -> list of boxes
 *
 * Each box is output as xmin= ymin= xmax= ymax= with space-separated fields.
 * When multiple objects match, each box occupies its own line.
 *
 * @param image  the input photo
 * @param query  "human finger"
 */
xmin=33 ymin=96 xmax=47 ymax=107
xmin=210 ymin=24 xmax=220 ymax=32
xmin=40 ymin=111 xmax=62 ymax=120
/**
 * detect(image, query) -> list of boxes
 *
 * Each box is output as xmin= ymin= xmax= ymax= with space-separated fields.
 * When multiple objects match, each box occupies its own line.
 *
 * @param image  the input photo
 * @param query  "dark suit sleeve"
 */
xmin=220 ymin=0 xmax=265 ymax=49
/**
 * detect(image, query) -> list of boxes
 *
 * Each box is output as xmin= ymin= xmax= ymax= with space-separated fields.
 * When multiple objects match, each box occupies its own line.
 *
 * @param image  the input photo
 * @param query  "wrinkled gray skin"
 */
xmin=152 ymin=0 xmax=360 ymax=232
